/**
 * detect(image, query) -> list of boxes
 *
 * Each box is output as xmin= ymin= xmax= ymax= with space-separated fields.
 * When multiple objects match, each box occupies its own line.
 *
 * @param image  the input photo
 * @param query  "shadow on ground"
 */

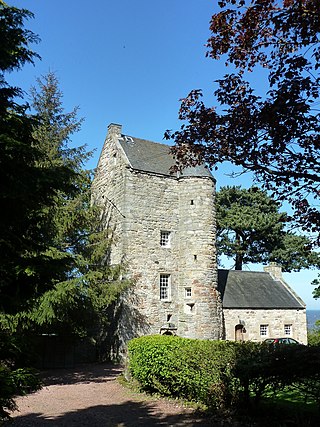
xmin=8 ymin=401 xmax=216 ymax=426
xmin=41 ymin=363 xmax=123 ymax=386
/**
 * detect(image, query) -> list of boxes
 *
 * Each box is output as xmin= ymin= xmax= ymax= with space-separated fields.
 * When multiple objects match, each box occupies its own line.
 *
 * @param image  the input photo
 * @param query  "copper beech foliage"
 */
xmin=165 ymin=0 xmax=320 ymax=243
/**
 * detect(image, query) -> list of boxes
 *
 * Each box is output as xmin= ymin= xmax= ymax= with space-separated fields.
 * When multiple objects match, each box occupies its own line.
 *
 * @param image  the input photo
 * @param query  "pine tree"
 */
xmin=217 ymin=186 xmax=320 ymax=271
xmin=25 ymin=72 xmax=129 ymax=345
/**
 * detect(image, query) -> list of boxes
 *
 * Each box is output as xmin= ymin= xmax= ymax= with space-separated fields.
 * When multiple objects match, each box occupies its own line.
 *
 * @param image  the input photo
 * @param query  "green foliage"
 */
xmin=216 ymin=186 xmax=319 ymax=271
xmin=128 ymin=335 xmax=240 ymax=411
xmin=128 ymin=336 xmax=320 ymax=415
xmin=308 ymin=320 xmax=320 ymax=345
xmin=0 ymin=364 xmax=41 ymax=421
xmin=0 ymin=69 xmax=129 ymax=339
xmin=312 ymin=275 xmax=320 ymax=299
xmin=0 ymin=2 xmax=127 ymax=417
xmin=0 ymin=332 xmax=41 ymax=421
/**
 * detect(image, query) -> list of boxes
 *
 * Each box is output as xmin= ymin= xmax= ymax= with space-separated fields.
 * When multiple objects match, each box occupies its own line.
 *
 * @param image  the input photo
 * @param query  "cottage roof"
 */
xmin=217 ymin=269 xmax=304 ymax=309
xmin=118 ymin=135 xmax=213 ymax=179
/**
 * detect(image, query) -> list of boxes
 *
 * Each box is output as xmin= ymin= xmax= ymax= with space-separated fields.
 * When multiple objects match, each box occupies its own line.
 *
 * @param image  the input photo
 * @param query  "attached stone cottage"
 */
xmin=92 ymin=124 xmax=307 ymax=348
xmin=218 ymin=264 xmax=307 ymax=344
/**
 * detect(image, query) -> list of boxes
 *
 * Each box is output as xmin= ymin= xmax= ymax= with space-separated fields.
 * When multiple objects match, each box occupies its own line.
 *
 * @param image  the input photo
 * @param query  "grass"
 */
xmin=240 ymin=387 xmax=320 ymax=426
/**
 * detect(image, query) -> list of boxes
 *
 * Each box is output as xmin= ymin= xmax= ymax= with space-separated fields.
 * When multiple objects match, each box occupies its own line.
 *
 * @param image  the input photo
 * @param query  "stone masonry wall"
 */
xmin=223 ymin=307 xmax=308 ymax=344
xmin=177 ymin=177 xmax=222 ymax=339
xmin=92 ymin=124 xmax=223 ymax=347
xmin=91 ymin=125 xmax=127 ymax=266
xmin=121 ymin=170 xmax=222 ymax=340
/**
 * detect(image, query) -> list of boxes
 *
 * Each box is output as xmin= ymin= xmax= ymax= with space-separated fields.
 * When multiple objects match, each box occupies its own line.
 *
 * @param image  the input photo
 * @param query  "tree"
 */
xmin=165 ymin=0 xmax=320 ymax=244
xmin=12 ymin=71 xmax=129 ymax=340
xmin=0 ymin=1 xmax=127 ymax=416
xmin=0 ymin=1 xmax=43 ymax=419
xmin=217 ymin=186 xmax=319 ymax=271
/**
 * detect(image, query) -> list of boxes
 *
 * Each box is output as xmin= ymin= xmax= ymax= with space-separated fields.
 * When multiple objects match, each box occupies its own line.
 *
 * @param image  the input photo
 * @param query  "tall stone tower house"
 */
xmin=92 ymin=124 xmax=223 ymax=346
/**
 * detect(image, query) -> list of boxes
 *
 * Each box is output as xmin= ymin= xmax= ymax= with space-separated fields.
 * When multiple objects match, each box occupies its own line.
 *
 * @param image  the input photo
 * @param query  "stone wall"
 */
xmin=223 ymin=307 xmax=308 ymax=344
xmin=120 ymin=169 xmax=222 ymax=340
xmin=92 ymin=124 xmax=223 ymax=350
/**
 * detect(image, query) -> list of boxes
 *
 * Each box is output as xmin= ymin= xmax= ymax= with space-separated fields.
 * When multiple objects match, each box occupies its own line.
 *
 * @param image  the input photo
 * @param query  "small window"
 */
xmin=160 ymin=274 xmax=171 ymax=300
xmin=185 ymin=287 xmax=192 ymax=298
xmin=190 ymin=200 xmax=194 ymax=205
xmin=260 ymin=324 xmax=268 ymax=337
xmin=160 ymin=231 xmax=171 ymax=247
xmin=284 ymin=324 xmax=292 ymax=336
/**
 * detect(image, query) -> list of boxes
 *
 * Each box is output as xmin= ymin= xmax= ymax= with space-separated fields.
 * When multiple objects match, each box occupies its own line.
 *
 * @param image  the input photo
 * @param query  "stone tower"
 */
xmin=92 ymin=124 xmax=223 ymax=349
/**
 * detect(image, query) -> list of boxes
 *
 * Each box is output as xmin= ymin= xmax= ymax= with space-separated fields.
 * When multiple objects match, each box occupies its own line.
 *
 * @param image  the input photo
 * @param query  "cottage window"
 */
xmin=160 ymin=231 xmax=171 ymax=247
xmin=260 ymin=324 xmax=268 ymax=337
xmin=160 ymin=274 xmax=171 ymax=300
xmin=284 ymin=324 xmax=292 ymax=336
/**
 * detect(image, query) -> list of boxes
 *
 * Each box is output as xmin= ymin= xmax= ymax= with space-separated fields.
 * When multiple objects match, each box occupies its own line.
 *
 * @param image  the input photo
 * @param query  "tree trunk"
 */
xmin=235 ymin=232 xmax=243 ymax=270
xmin=235 ymin=253 xmax=243 ymax=270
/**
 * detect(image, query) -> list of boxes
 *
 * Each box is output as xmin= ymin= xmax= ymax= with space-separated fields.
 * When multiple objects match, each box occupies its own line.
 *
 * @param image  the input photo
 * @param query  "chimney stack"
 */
xmin=108 ymin=123 xmax=122 ymax=137
xmin=264 ymin=262 xmax=282 ymax=280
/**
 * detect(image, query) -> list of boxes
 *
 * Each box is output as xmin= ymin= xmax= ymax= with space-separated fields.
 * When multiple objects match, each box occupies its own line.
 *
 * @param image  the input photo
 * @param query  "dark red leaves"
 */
xmin=168 ymin=0 xmax=320 ymax=244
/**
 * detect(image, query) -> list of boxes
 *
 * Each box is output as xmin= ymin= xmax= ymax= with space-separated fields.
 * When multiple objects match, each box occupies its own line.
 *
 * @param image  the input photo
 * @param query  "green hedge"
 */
xmin=128 ymin=335 xmax=241 ymax=409
xmin=127 ymin=335 xmax=320 ymax=412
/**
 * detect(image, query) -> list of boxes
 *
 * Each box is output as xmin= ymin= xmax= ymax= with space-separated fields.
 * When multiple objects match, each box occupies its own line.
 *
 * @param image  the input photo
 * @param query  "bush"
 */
xmin=0 ymin=363 xmax=41 ymax=421
xmin=308 ymin=324 xmax=320 ymax=346
xmin=128 ymin=335 xmax=241 ymax=411
xmin=0 ymin=332 xmax=42 ymax=421
xmin=127 ymin=336 xmax=320 ymax=413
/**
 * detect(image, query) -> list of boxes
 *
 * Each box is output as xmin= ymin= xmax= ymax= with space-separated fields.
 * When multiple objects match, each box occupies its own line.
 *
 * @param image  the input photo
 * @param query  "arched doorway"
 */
xmin=235 ymin=324 xmax=245 ymax=341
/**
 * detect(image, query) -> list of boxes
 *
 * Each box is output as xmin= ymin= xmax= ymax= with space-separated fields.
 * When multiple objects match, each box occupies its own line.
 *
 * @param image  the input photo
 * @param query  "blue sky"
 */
xmin=7 ymin=0 xmax=319 ymax=309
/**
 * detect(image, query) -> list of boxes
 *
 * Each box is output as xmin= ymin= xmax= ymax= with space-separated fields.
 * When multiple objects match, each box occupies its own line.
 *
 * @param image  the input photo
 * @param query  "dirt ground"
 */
xmin=5 ymin=364 xmax=224 ymax=426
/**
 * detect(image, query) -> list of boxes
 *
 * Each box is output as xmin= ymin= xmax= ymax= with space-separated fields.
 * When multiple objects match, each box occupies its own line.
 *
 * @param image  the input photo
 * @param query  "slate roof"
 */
xmin=118 ymin=135 xmax=213 ymax=179
xmin=217 ymin=269 xmax=304 ymax=309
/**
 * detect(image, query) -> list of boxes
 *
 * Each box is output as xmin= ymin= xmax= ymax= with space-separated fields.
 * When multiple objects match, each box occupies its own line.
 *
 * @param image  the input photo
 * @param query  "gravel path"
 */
xmin=6 ymin=364 xmax=219 ymax=426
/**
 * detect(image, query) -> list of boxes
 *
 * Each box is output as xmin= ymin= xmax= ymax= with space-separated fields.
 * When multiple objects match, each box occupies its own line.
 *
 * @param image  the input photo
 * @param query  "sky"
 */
xmin=6 ymin=0 xmax=320 ymax=309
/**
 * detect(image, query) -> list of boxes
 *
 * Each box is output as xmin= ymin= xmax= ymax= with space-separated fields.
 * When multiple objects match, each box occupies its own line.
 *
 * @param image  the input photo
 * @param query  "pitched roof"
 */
xmin=217 ymin=269 xmax=304 ymax=309
xmin=118 ymin=135 xmax=213 ymax=179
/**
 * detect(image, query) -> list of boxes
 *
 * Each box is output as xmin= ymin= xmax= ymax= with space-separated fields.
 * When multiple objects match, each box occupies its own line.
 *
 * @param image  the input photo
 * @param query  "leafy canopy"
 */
xmin=165 ymin=0 xmax=320 ymax=244
xmin=217 ymin=186 xmax=319 ymax=271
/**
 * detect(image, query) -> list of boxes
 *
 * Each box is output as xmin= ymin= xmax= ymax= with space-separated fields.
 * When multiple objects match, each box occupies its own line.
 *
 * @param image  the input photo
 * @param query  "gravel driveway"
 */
xmin=6 ymin=364 xmax=219 ymax=426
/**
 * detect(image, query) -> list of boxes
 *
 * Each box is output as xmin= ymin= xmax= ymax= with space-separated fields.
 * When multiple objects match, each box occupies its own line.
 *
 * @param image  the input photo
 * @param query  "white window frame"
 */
xmin=160 ymin=274 xmax=171 ymax=301
xmin=260 ymin=324 xmax=268 ymax=337
xmin=185 ymin=287 xmax=192 ymax=298
xmin=160 ymin=230 xmax=171 ymax=248
xmin=284 ymin=324 xmax=292 ymax=336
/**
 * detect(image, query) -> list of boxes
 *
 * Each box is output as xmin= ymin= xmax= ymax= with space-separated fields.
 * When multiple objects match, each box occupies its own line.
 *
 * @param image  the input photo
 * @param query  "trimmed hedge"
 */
xmin=128 ymin=335 xmax=240 ymax=410
xmin=127 ymin=335 xmax=320 ymax=412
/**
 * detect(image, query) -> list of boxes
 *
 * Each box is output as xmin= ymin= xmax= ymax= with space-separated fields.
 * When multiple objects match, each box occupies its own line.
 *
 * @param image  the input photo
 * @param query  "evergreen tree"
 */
xmin=0 ymin=0 xmax=127 ymax=385
xmin=217 ymin=186 xmax=320 ymax=271
xmin=2 ymin=71 xmax=129 ymax=340
xmin=0 ymin=2 xmax=43 ymax=419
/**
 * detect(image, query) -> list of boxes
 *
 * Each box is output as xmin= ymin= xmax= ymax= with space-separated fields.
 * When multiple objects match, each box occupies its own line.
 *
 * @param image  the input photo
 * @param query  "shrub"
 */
xmin=308 ymin=324 xmax=320 ymax=346
xmin=0 ymin=364 xmax=41 ymax=421
xmin=128 ymin=335 xmax=240 ymax=411
xmin=0 ymin=332 xmax=42 ymax=421
xmin=128 ymin=336 xmax=320 ymax=413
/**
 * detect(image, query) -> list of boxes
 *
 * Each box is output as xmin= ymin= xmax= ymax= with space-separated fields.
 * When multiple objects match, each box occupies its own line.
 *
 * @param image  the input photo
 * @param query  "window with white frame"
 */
xmin=185 ymin=287 xmax=192 ymax=298
xmin=160 ymin=274 xmax=171 ymax=300
xmin=160 ymin=231 xmax=171 ymax=247
xmin=260 ymin=324 xmax=268 ymax=337
xmin=284 ymin=324 xmax=292 ymax=336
